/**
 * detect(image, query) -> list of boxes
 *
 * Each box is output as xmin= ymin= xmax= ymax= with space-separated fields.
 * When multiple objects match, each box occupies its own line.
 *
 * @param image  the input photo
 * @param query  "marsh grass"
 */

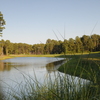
xmin=1 ymin=52 xmax=100 ymax=100
xmin=4 ymin=71 xmax=90 ymax=100
xmin=58 ymin=52 xmax=100 ymax=81
xmin=58 ymin=52 xmax=100 ymax=99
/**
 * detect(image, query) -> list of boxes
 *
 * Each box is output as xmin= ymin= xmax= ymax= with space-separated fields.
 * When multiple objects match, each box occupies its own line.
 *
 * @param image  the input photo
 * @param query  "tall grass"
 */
xmin=3 ymin=52 xmax=100 ymax=100
xmin=4 ymin=72 xmax=89 ymax=100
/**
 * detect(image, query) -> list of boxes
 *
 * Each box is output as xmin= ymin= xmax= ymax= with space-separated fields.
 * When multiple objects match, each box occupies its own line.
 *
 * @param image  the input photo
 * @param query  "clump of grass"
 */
xmin=4 ymin=72 xmax=89 ymax=100
xmin=2 ymin=52 xmax=100 ymax=100
xmin=5 ymin=65 xmax=100 ymax=99
xmin=58 ymin=53 xmax=100 ymax=82
xmin=58 ymin=52 xmax=100 ymax=99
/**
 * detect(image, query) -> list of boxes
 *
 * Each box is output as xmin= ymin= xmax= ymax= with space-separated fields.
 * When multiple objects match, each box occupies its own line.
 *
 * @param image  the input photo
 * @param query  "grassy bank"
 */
xmin=57 ymin=52 xmax=100 ymax=100
xmin=0 ymin=55 xmax=14 ymax=60
xmin=58 ymin=52 xmax=100 ymax=84
xmin=1 ymin=52 xmax=100 ymax=100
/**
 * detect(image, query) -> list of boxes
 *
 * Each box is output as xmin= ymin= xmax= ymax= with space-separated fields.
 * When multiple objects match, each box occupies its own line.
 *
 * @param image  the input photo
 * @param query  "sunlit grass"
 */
xmin=1 ymin=52 xmax=100 ymax=100
xmin=0 ymin=56 xmax=13 ymax=60
xmin=0 ymin=51 xmax=98 ymax=60
xmin=0 ymin=54 xmax=63 ymax=60
xmin=58 ymin=52 xmax=100 ymax=81
xmin=5 ymin=68 xmax=100 ymax=100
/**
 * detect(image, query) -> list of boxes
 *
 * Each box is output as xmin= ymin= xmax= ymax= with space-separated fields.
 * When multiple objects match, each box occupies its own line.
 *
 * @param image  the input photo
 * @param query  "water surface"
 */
xmin=0 ymin=57 xmax=89 ymax=99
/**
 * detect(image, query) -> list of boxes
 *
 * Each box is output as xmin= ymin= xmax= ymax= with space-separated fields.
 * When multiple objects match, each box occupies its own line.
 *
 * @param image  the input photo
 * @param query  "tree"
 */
xmin=12 ymin=43 xmax=18 ymax=54
xmin=46 ymin=39 xmax=52 ymax=44
xmin=51 ymin=40 xmax=61 ymax=54
xmin=68 ymin=38 xmax=75 ymax=52
xmin=87 ymin=37 xmax=94 ymax=52
xmin=81 ymin=35 xmax=90 ymax=52
xmin=91 ymin=34 xmax=99 ymax=51
xmin=0 ymin=12 xmax=6 ymax=37
xmin=61 ymin=39 xmax=68 ymax=54
xmin=4 ymin=40 xmax=11 ymax=55
xmin=0 ymin=12 xmax=6 ymax=55
xmin=75 ymin=36 xmax=83 ymax=53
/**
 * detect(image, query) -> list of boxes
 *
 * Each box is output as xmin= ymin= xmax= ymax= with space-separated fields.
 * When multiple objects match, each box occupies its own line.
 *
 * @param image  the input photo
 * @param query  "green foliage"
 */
xmin=0 ymin=52 xmax=100 ymax=99
xmin=0 ymin=34 xmax=100 ymax=55
xmin=0 ymin=12 xmax=6 ymax=37
xmin=58 ymin=53 xmax=100 ymax=84
xmin=4 ymin=54 xmax=100 ymax=100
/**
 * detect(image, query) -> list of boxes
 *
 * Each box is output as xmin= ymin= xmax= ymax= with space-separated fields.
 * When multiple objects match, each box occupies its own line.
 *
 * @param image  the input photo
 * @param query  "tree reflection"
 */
xmin=46 ymin=60 xmax=65 ymax=73
xmin=0 ymin=61 xmax=12 ymax=71
xmin=0 ymin=61 xmax=31 ymax=71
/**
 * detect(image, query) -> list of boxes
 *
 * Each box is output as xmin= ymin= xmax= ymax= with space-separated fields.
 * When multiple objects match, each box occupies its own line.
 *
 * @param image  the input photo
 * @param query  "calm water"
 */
xmin=0 ymin=57 xmax=89 ymax=99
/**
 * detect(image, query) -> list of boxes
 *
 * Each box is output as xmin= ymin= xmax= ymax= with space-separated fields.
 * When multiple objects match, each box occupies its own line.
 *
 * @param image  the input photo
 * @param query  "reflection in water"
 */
xmin=46 ymin=60 xmax=66 ymax=73
xmin=0 ymin=61 xmax=33 ymax=71
xmin=0 ymin=57 xmax=89 ymax=99
xmin=0 ymin=57 xmax=65 ymax=99
xmin=0 ymin=62 xmax=12 ymax=71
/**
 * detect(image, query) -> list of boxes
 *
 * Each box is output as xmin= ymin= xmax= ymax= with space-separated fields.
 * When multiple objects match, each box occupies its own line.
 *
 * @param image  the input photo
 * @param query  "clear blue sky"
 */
xmin=0 ymin=0 xmax=100 ymax=44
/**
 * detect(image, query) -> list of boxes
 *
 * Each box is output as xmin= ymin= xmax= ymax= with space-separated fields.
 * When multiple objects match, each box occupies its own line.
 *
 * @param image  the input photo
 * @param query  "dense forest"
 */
xmin=0 ymin=34 xmax=100 ymax=55
xmin=0 ymin=12 xmax=100 ymax=55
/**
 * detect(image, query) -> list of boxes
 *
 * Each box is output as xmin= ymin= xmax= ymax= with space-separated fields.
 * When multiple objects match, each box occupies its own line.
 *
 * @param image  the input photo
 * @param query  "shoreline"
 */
xmin=0 ymin=52 xmax=99 ymax=61
xmin=0 ymin=54 xmax=64 ymax=60
xmin=58 ymin=52 xmax=100 ymax=82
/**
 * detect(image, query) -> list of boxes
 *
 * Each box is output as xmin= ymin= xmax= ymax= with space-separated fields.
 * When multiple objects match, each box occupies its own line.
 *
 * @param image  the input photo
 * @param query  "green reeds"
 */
xmin=2 ymin=52 xmax=100 ymax=100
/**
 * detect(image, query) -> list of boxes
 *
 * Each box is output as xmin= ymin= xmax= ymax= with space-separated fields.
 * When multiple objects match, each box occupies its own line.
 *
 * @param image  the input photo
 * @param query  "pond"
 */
xmin=0 ymin=57 xmax=89 ymax=99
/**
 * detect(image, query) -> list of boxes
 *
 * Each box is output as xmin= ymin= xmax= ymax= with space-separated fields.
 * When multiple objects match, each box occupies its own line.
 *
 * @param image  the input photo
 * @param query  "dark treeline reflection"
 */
xmin=0 ymin=62 xmax=12 ymax=71
xmin=46 ymin=60 xmax=65 ymax=73
xmin=0 ymin=58 xmax=65 ymax=72
xmin=0 ymin=59 xmax=65 ymax=72
xmin=0 ymin=57 xmax=66 ymax=99
xmin=0 ymin=61 xmax=31 ymax=71
xmin=0 ymin=34 xmax=100 ymax=55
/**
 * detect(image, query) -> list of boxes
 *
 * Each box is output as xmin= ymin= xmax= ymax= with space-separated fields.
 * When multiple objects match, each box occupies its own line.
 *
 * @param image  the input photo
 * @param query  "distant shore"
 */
xmin=0 ymin=52 xmax=99 ymax=61
xmin=0 ymin=54 xmax=65 ymax=60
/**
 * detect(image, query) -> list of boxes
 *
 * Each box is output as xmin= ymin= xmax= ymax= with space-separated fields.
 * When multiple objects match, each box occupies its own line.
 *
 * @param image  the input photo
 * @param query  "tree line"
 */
xmin=0 ymin=12 xmax=100 ymax=55
xmin=0 ymin=34 xmax=100 ymax=55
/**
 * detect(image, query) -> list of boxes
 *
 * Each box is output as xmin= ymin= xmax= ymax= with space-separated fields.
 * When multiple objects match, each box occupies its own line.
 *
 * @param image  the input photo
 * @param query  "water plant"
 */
xmin=2 ymin=52 xmax=100 ymax=100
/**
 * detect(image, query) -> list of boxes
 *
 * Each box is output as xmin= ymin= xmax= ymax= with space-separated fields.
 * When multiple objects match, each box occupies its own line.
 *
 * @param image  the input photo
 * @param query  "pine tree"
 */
xmin=0 ymin=12 xmax=6 ymax=55
xmin=0 ymin=12 xmax=6 ymax=37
